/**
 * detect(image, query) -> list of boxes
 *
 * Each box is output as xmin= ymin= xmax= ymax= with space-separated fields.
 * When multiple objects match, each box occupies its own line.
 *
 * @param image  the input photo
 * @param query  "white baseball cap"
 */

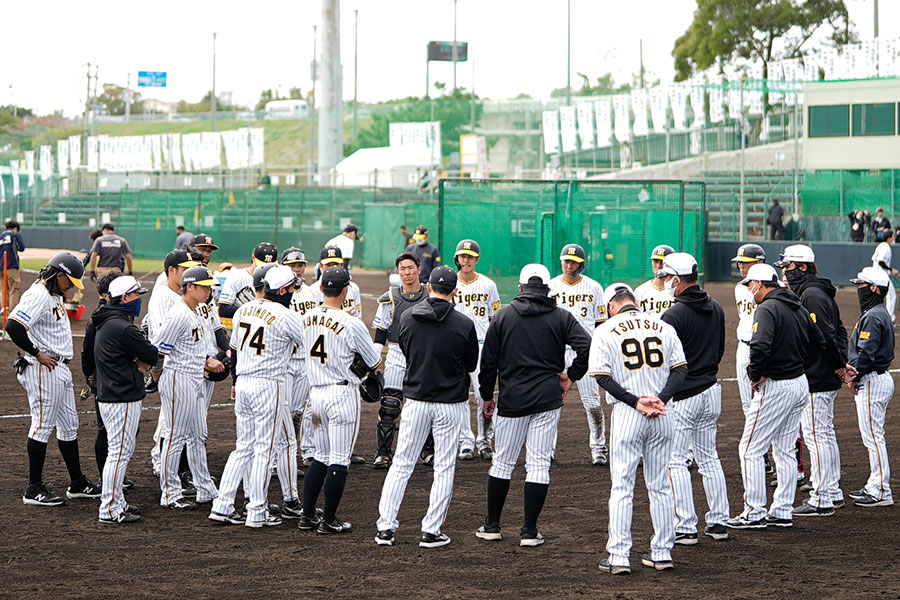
xmin=739 ymin=263 xmax=780 ymax=286
xmin=660 ymin=252 xmax=698 ymax=277
xmin=774 ymin=245 xmax=815 ymax=268
xmin=851 ymin=266 xmax=890 ymax=288
xmin=108 ymin=275 xmax=147 ymax=298
xmin=602 ymin=282 xmax=634 ymax=306
xmin=519 ymin=263 xmax=551 ymax=285
xmin=264 ymin=265 xmax=297 ymax=290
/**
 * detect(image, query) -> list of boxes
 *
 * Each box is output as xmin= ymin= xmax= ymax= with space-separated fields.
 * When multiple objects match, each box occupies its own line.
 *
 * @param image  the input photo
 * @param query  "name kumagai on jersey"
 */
xmin=549 ymin=274 xmax=606 ymax=332
xmin=453 ymin=274 xmax=501 ymax=340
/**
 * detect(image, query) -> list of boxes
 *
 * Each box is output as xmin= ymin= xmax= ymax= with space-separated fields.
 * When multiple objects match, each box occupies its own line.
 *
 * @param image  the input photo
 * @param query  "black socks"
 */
xmin=26 ymin=438 xmax=48 ymax=486
xmin=485 ymin=475 xmax=511 ymax=526
xmin=57 ymin=439 xmax=84 ymax=483
xmin=523 ymin=482 xmax=549 ymax=533
xmin=302 ymin=459 xmax=327 ymax=517
xmin=322 ymin=464 xmax=349 ymax=522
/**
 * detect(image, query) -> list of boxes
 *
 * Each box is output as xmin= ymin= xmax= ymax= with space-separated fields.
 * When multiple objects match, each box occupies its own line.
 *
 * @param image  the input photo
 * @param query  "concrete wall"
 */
xmin=707 ymin=239 xmax=879 ymax=284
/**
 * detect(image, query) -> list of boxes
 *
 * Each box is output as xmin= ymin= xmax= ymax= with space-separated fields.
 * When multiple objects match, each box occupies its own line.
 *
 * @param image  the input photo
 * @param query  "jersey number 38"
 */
xmin=621 ymin=336 xmax=664 ymax=370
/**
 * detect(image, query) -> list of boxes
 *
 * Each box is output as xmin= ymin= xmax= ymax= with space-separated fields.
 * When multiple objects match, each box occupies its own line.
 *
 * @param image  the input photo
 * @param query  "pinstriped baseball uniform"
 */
xmin=490 ymin=408 xmax=562 ymax=484
xmin=196 ymin=299 xmax=224 ymax=449
xmin=453 ymin=273 xmax=501 ymax=451
xmin=286 ymin=284 xmax=317 ymax=461
xmin=871 ymin=242 xmax=896 ymax=321
xmin=98 ymin=401 xmax=141 ymax=519
xmin=156 ymin=299 xmax=219 ymax=506
xmin=633 ymin=280 xmax=675 ymax=316
xmin=212 ymin=298 xmax=306 ymax=524
xmin=589 ymin=309 xmax=686 ymax=568
xmin=372 ymin=289 xmax=412 ymax=389
xmin=309 ymin=279 xmax=363 ymax=319
xmin=734 ymin=283 xmax=757 ymax=414
xmin=302 ymin=306 xmax=381 ymax=466
xmin=549 ymin=274 xmax=608 ymax=459
xmin=9 ymin=281 xmax=80 ymax=443
xmin=217 ymin=267 xmax=254 ymax=309
xmin=147 ymin=282 xmax=183 ymax=474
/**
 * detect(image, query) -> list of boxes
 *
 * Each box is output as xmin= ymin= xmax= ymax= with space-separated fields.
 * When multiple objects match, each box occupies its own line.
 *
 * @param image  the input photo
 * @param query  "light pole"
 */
xmin=211 ymin=32 xmax=217 ymax=132
xmin=566 ymin=0 xmax=571 ymax=106
xmin=353 ymin=9 xmax=359 ymax=145
xmin=309 ymin=25 xmax=317 ymax=184
xmin=452 ymin=0 xmax=458 ymax=93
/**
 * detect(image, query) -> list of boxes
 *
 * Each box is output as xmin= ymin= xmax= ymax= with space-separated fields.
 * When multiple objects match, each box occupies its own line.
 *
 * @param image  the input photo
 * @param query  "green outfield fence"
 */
xmin=438 ymin=179 xmax=707 ymax=300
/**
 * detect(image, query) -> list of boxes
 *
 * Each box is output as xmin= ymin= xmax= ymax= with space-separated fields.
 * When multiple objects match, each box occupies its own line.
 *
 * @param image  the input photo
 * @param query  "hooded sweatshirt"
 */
xmin=398 ymin=296 xmax=479 ymax=403
xmin=748 ymin=287 xmax=826 ymax=382
xmin=92 ymin=304 xmax=159 ymax=403
xmin=479 ymin=288 xmax=591 ymax=417
xmin=789 ymin=274 xmax=849 ymax=392
xmin=660 ymin=285 xmax=725 ymax=400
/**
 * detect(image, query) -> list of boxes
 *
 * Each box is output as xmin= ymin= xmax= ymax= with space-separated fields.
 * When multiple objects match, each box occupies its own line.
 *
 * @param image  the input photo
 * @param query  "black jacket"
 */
xmin=848 ymin=303 xmax=894 ymax=379
xmin=660 ymin=285 xmax=725 ymax=400
xmin=748 ymin=287 xmax=826 ymax=382
xmin=791 ymin=276 xmax=848 ymax=392
xmin=82 ymin=301 xmax=107 ymax=395
xmin=398 ymin=297 xmax=479 ymax=403
xmin=405 ymin=242 xmax=441 ymax=283
xmin=92 ymin=305 xmax=159 ymax=403
xmin=479 ymin=289 xmax=591 ymax=418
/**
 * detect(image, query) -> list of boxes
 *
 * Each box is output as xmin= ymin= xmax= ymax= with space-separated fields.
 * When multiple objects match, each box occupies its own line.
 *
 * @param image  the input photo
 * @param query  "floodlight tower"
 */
xmin=317 ymin=0 xmax=343 ymax=183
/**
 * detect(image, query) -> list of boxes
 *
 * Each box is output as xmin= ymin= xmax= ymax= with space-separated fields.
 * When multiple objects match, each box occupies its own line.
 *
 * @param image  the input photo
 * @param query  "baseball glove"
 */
xmin=204 ymin=354 xmax=232 ymax=382
xmin=349 ymin=352 xmax=372 ymax=380
xmin=233 ymin=286 xmax=256 ymax=308
xmin=359 ymin=371 xmax=384 ymax=404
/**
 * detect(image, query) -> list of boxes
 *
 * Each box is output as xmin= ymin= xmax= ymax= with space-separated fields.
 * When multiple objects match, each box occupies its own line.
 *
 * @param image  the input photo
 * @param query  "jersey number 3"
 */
xmin=310 ymin=334 xmax=328 ymax=364
xmin=621 ymin=336 xmax=664 ymax=370
xmin=238 ymin=323 xmax=266 ymax=356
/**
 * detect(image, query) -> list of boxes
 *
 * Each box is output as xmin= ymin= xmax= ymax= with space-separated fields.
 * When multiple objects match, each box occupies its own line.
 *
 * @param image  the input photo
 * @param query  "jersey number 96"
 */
xmin=621 ymin=336 xmax=664 ymax=370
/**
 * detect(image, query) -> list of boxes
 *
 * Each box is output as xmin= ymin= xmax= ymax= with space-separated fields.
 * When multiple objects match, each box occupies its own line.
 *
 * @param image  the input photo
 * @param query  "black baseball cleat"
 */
xmin=245 ymin=514 xmax=282 ymax=528
xmin=23 ymin=483 xmax=66 ymax=507
xmin=180 ymin=472 xmax=197 ymax=498
xmin=764 ymin=515 xmax=793 ymax=528
xmin=792 ymin=503 xmax=834 ymax=517
xmin=317 ymin=516 xmax=353 ymax=534
xmin=124 ymin=504 xmax=141 ymax=515
xmin=66 ymin=477 xmax=102 ymax=499
xmin=373 ymin=455 xmax=391 ymax=469
xmin=281 ymin=500 xmax=304 ymax=520
xmin=703 ymin=524 xmax=729 ymax=540
xmin=853 ymin=494 xmax=894 ymax=507
xmin=599 ymin=559 xmax=631 ymax=575
xmin=167 ymin=498 xmax=198 ymax=510
xmin=641 ymin=554 xmax=674 ymax=571
xmin=144 ymin=378 xmax=158 ymax=394
xmin=122 ymin=478 xmax=135 ymax=491
xmin=297 ymin=508 xmax=324 ymax=531
xmin=420 ymin=532 xmax=452 ymax=548
xmin=674 ymin=532 xmax=698 ymax=545
xmin=478 ymin=446 xmax=494 ymax=460
xmin=519 ymin=530 xmax=544 ymax=547
xmin=375 ymin=530 xmax=395 ymax=546
xmin=209 ymin=510 xmax=244 ymax=525
xmin=847 ymin=488 xmax=868 ymax=500
xmin=475 ymin=523 xmax=502 ymax=541
xmin=350 ymin=454 xmax=366 ymax=465
xmin=99 ymin=512 xmax=143 ymax=525
xmin=726 ymin=516 xmax=766 ymax=529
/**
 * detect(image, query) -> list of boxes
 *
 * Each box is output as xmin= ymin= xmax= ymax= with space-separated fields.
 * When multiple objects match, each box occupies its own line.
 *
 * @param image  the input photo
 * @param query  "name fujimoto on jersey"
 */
xmin=242 ymin=304 xmax=278 ymax=325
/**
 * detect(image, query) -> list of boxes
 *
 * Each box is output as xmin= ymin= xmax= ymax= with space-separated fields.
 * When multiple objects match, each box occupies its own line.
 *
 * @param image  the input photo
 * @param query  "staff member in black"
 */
xmin=658 ymin=253 xmax=730 ymax=543
xmin=475 ymin=264 xmax=591 ymax=547
xmin=374 ymin=266 xmax=479 ymax=548
xmin=775 ymin=245 xmax=848 ymax=516
xmin=92 ymin=275 xmax=158 ymax=523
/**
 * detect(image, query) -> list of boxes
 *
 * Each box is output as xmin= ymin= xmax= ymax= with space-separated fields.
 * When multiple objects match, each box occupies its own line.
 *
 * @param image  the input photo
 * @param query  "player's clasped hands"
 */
xmin=636 ymin=395 xmax=666 ymax=418
xmin=205 ymin=357 xmax=225 ymax=373
xmin=482 ymin=398 xmax=496 ymax=419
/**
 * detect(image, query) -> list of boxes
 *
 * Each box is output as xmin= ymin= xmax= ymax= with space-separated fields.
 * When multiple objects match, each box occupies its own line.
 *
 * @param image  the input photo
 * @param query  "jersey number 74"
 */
xmin=238 ymin=323 xmax=266 ymax=356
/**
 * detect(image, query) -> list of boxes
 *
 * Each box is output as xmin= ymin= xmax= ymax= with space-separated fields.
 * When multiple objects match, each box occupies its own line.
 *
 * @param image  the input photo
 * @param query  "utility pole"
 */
xmin=83 ymin=62 xmax=92 ymax=164
xmin=318 ymin=0 xmax=342 ymax=182
xmin=309 ymin=25 xmax=318 ymax=184
xmin=874 ymin=0 xmax=879 ymax=37
xmin=452 ymin=0 xmax=458 ymax=93
xmin=353 ymin=9 xmax=359 ymax=145
xmin=90 ymin=64 xmax=99 ymax=137
xmin=470 ymin=59 xmax=476 ymax=131
xmin=566 ymin=0 xmax=571 ymax=105
xmin=211 ymin=32 xmax=217 ymax=132
xmin=639 ymin=40 xmax=645 ymax=88
xmin=125 ymin=72 xmax=131 ymax=123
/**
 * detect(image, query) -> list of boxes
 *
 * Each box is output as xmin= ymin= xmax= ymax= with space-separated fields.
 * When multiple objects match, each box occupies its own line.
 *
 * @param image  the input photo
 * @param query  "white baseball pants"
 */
xmin=458 ymin=343 xmax=493 ymax=451
xmin=489 ymin=408 xmax=561 ymax=485
xmin=309 ymin=384 xmax=360 ymax=468
xmin=854 ymin=372 xmax=893 ymax=502
xmin=19 ymin=361 xmax=79 ymax=443
xmin=98 ymin=401 xmax=141 ymax=521
xmin=800 ymin=390 xmax=843 ymax=509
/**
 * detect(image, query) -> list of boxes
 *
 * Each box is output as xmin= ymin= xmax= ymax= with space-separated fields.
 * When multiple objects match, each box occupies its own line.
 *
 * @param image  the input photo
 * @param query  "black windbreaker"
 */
xmin=660 ymin=285 xmax=725 ymax=400
xmin=479 ymin=289 xmax=591 ymax=418
xmin=791 ymin=276 xmax=849 ymax=392
xmin=92 ymin=305 xmax=159 ymax=403
xmin=748 ymin=287 xmax=825 ymax=382
xmin=398 ymin=297 xmax=479 ymax=403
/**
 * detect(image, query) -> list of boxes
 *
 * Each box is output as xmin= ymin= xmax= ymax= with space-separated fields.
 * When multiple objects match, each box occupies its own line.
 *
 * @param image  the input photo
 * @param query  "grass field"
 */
xmin=17 ymin=257 xmax=239 ymax=275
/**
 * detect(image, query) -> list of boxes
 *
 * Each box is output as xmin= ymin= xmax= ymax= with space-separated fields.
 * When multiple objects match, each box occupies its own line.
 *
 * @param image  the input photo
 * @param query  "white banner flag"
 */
xmin=151 ymin=135 xmax=163 ymax=170
xmin=0 ymin=169 xmax=5 ymax=203
xmin=541 ymin=110 xmax=560 ymax=155
xmin=68 ymin=135 xmax=81 ymax=170
xmin=748 ymin=65 xmax=764 ymax=115
xmin=768 ymin=61 xmax=784 ymax=104
xmin=57 ymin=140 xmax=69 ymax=177
xmin=880 ymin=38 xmax=900 ymax=77
xmin=87 ymin=136 xmax=99 ymax=172
xmin=631 ymin=89 xmax=649 ymax=137
xmin=594 ymin=100 xmax=612 ymax=146
xmin=612 ymin=94 xmax=631 ymax=141
xmin=670 ymin=84 xmax=689 ymax=130
xmin=687 ymin=80 xmax=705 ymax=127
xmin=649 ymin=86 xmax=669 ymax=132
xmin=575 ymin=102 xmax=595 ymax=150
xmin=169 ymin=134 xmax=182 ymax=170
xmin=249 ymin=128 xmax=265 ymax=167
xmin=25 ymin=151 xmax=35 ymax=187
xmin=10 ymin=161 xmax=20 ymax=196
xmin=559 ymin=106 xmax=577 ymax=153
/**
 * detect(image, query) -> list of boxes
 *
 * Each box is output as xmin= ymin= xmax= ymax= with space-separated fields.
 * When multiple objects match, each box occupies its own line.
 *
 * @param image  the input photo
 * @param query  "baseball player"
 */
xmin=476 ymin=264 xmax=591 ymax=547
xmin=309 ymin=246 xmax=363 ymax=318
xmin=189 ymin=233 xmax=219 ymax=265
xmin=633 ymin=245 xmax=675 ymax=316
xmin=218 ymin=242 xmax=278 ymax=327
xmin=658 ymin=253 xmax=730 ymax=544
xmin=870 ymin=228 xmax=898 ymax=321
xmin=846 ymin=267 xmax=895 ymax=507
xmin=299 ymin=267 xmax=381 ymax=534
xmin=405 ymin=225 xmax=441 ymax=283
xmin=775 ymin=246 xmax=848 ymax=516
xmin=92 ymin=275 xmax=158 ymax=524
xmin=590 ymin=283 xmax=687 ymax=574
xmin=375 ymin=266 xmax=479 ymax=547
xmin=451 ymin=239 xmax=501 ymax=460
xmin=549 ymin=243 xmax=609 ymax=466
xmin=211 ymin=265 xmax=307 ymax=527
xmin=727 ymin=264 xmax=825 ymax=530
xmin=7 ymin=252 xmax=101 ymax=506
xmin=155 ymin=266 xmax=223 ymax=509
xmin=372 ymin=252 xmax=429 ymax=468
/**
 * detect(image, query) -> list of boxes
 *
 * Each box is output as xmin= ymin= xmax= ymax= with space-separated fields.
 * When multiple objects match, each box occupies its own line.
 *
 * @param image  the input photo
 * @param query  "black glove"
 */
xmin=350 ymin=352 xmax=371 ymax=379
xmin=90 ymin=271 xmax=97 ymax=282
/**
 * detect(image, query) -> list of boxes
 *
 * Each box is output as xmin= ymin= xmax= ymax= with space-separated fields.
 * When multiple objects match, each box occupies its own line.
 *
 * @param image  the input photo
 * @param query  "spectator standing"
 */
xmin=0 ymin=219 xmax=25 ymax=315
xmin=768 ymin=199 xmax=785 ymax=240
xmin=406 ymin=225 xmax=441 ymax=284
xmin=174 ymin=226 xmax=194 ymax=250
xmin=848 ymin=211 xmax=870 ymax=243
xmin=871 ymin=207 xmax=892 ymax=241
xmin=89 ymin=223 xmax=134 ymax=280
xmin=326 ymin=224 xmax=360 ymax=271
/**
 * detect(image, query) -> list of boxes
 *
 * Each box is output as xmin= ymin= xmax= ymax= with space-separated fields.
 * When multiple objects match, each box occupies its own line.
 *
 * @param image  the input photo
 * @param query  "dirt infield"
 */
xmin=1 ymin=269 xmax=898 ymax=599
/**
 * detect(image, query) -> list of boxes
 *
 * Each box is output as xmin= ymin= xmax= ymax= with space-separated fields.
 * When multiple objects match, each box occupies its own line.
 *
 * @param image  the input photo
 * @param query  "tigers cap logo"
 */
xmin=463 ymin=242 xmax=472 ymax=250
xmin=568 ymin=248 xmax=576 ymax=255
xmin=328 ymin=249 xmax=336 ymax=257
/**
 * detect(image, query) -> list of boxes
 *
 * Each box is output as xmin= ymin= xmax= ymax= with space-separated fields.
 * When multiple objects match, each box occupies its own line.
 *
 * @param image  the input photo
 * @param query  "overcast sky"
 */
xmin=2 ymin=0 xmax=896 ymax=117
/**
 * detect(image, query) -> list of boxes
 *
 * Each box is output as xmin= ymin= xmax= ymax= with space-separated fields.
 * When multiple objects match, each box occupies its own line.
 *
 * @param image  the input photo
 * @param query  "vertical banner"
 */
xmin=708 ymin=76 xmax=725 ymax=123
xmin=476 ymin=136 xmax=489 ymax=178
xmin=57 ymin=140 xmax=69 ymax=177
xmin=25 ymin=151 xmax=35 ymax=186
xmin=688 ymin=79 xmax=706 ymax=127
xmin=10 ymin=161 xmax=20 ymax=196
xmin=87 ymin=136 xmax=99 ymax=172
xmin=249 ymin=128 xmax=265 ymax=167
xmin=880 ymin=38 xmax=900 ymax=77
xmin=575 ymin=102 xmax=595 ymax=150
xmin=768 ymin=61 xmax=784 ymax=104
xmin=670 ymin=84 xmax=689 ymax=131
xmin=630 ymin=88 xmax=649 ymax=137
xmin=169 ymin=133 xmax=182 ymax=170
xmin=541 ymin=110 xmax=560 ymax=155
xmin=559 ymin=106 xmax=578 ymax=153
xmin=594 ymin=100 xmax=612 ymax=146
xmin=68 ymin=135 xmax=81 ymax=170
xmin=649 ymin=86 xmax=669 ymax=132
xmin=612 ymin=94 xmax=631 ymax=141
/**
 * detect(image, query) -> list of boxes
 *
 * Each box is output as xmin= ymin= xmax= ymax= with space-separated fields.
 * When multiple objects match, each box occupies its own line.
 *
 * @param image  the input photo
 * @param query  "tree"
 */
xmin=551 ymin=72 xmax=632 ymax=98
xmin=673 ymin=0 xmax=855 ymax=89
xmin=177 ymin=91 xmax=242 ymax=113
xmin=97 ymin=83 xmax=144 ymax=115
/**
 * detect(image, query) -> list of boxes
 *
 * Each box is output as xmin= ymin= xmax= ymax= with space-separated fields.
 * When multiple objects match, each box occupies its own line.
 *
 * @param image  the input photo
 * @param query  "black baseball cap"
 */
xmin=413 ymin=225 xmax=428 ymax=240
xmin=320 ymin=246 xmax=344 ymax=265
xmin=181 ymin=266 xmax=216 ymax=287
xmin=191 ymin=233 xmax=219 ymax=250
xmin=253 ymin=242 xmax=278 ymax=265
xmin=164 ymin=249 xmax=199 ymax=272
xmin=281 ymin=247 xmax=307 ymax=265
xmin=429 ymin=265 xmax=458 ymax=288
xmin=343 ymin=223 xmax=359 ymax=233
xmin=321 ymin=266 xmax=351 ymax=289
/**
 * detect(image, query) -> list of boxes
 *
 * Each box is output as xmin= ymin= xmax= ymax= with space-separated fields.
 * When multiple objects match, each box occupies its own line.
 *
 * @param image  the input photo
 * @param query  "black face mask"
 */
xmin=858 ymin=286 xmax=883 ymax=314
xmin=265 ymin=290 xmax=292 ymax=308
xmin=783 ymin=268 xmax=810 ymax=290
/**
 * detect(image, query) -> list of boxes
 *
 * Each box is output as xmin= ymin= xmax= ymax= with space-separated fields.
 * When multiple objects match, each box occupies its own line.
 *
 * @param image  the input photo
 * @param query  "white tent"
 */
xmin=333 ymin=146 xmax=432 ymax=187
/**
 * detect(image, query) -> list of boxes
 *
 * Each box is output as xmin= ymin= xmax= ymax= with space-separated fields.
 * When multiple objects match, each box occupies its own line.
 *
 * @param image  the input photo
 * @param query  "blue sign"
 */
xmin=137 ymin=71 xmax=167 ymax=87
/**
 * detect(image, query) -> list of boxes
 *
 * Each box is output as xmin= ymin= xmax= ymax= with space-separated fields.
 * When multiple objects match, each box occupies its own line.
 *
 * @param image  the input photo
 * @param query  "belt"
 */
xmin=739 ymin=340 xmax=750 ymax=346
xmin=62 ymin=358 xmax=71 ymax=365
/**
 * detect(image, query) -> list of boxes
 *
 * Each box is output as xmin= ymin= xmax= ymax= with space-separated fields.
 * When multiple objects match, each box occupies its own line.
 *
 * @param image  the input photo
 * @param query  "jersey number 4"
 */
xmin=621 ymin=336 xmax=664 ymax=370
xmin=238 ymin=323 xmax=266 ymax=356
xmin=310 ymin=334 xmax=328 ymax=364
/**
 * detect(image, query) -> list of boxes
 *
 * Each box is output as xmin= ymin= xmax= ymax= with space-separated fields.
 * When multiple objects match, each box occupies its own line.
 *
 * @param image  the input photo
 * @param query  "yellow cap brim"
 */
xmin=650 ymin=254 xmax=667 ymax=261
xmin=731 ymin=257 xmax=761 ymax=263
xmin=282 ymin=259 xmax=308 ymax=265
xmin=321 ymin=258 xmax=344 ymax=265
xmin=456 ymin=250 xmax=480 ymax=257
xmin=189 ymin=279 xmax=216 ymax=287
xmin=413 ymin=234 xmax=426 ymax=240
xmin=560 ymin=256 xmax=584 ymax=263
xmin=67 ymin=274 xmax=84 ymax=289
xmin=177 ymin=260 xmax=200 ymax=268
